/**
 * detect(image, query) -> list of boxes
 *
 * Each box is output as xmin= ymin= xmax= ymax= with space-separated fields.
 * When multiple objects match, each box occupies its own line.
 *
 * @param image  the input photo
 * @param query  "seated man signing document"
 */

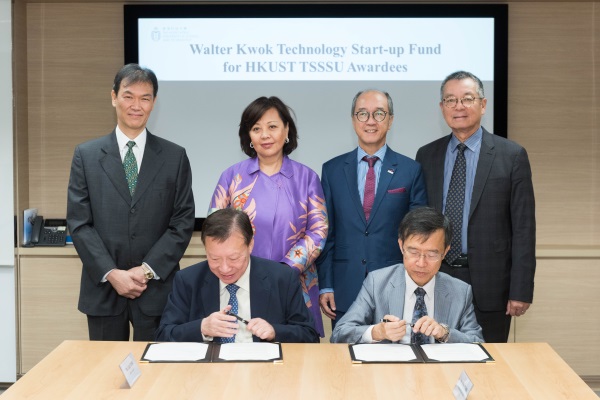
xmin=156 ymin=209 xmax=319 ymax=343
xmin=331 ymin=207 xmax=483 ymax=344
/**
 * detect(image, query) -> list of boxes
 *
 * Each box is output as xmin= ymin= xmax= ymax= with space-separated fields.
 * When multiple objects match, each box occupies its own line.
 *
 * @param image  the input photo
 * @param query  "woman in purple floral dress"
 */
xmin=209 ymin=96 xmax=328 ymax=336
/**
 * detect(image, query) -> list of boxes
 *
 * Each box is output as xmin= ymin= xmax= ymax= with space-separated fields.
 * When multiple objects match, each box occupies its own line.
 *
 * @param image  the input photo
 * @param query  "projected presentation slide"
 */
xmin=129 ymin=7 xmax=505 ymax=218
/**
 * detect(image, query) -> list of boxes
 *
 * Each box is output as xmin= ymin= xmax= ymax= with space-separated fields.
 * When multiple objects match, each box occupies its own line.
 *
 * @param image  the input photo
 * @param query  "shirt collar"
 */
xmin=219 ymin=258 xmax=252 ymax=294
xmin=115 ymin=126 xmax=147 ymax=151
xmin=404 ymin=269 xmax=436 ymax=298
xmin=357 ymin=143 xmax=387 ymax=163
xmin=246 ymin=156 xmax=293 ymax=178
xmin=450 ymin=127 xmax=482 ymax=153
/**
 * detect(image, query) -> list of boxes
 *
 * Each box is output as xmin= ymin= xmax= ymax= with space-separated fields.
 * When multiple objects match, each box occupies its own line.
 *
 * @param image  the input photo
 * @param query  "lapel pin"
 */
xmin=387 ymin=169 xmax=394 ymax=175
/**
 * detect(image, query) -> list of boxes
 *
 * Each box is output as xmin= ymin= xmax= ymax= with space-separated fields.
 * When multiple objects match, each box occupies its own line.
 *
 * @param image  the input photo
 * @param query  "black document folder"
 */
xmin=349 ymin=342 xmax=494 ymax=364
xmin=140 ymin=342 xmax=283 ymax=363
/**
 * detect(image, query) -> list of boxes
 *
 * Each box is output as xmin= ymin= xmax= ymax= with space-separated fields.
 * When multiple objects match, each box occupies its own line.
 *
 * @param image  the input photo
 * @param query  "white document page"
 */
xmin=421 ymin=343 xmax=489 ymax=362
xmin=218 ymin=343 xmax=281 ymax=361
xmin=143 ymin=342 xmax=209 ymax=362
xmin=352 ymin=344 xmax=418 ymax=362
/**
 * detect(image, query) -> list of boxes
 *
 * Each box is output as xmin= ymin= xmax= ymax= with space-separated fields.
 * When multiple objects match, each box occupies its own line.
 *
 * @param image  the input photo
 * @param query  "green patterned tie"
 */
xmin=123 ymin=141 xmax=138 ymax=196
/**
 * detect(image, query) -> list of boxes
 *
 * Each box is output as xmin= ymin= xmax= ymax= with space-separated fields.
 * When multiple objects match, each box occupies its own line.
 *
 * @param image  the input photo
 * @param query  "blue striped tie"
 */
xmin=411 ymin=287 xmax=428 ymax=344
xmin=221 ymin=284 xmax=240 ymax=344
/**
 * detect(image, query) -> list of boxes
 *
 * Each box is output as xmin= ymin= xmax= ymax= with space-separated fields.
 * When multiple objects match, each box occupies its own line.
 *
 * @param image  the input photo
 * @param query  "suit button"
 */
xmin=365 ymin=231 xmax=369 ymax=236
xmin=362 ymin=259 xmax=367 ymax=265
xmin=130 ymin=208 xmax=136 ymax=213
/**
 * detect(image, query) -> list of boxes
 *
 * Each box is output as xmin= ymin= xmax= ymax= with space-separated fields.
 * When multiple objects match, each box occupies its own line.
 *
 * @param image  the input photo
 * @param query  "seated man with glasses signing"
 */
xmin=331 ymin=207 xmax=483 ymax=344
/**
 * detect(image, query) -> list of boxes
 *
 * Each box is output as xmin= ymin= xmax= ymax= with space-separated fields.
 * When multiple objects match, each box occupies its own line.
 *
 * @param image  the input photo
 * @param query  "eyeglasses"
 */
xmin=354 ymin=110 xmax=388 ymax=122
xmin=442 ymin=96 xmax=483 ymax=109
xmin=403 ymin=247 xmax=442 ymax=262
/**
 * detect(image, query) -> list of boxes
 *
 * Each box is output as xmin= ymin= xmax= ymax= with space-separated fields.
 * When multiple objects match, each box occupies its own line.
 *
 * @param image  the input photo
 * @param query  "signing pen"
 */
xmin=380 ymin=318 xmax=414 ymax=327
xmin=226 ymin=310 xmax=249 ymax=325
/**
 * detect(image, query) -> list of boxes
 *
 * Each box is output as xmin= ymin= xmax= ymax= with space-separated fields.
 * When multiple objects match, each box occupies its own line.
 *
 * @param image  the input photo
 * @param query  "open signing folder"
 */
xmin=141 ymin=342 xmax=283 ymax=363
xmin=349 ymin=343 xmax=494 ymax=364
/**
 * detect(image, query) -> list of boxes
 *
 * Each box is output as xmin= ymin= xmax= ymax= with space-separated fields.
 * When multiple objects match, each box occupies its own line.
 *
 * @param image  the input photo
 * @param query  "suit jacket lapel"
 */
xmin=433 ymin=274 xmax=451 ymax=323
xmin=249 ymin=257 xmax=271 ymax=321
xmin=470 ymin=128 xmax=495 ymax=219
xmin=99 ymin=131 xmax=132 ymax=206
xmin=201 ymin=269 xmax=220 ymax=316
xmin=132 ymin=132 xmax=165 ymax=207
xmin=343 ymin=150 xmax=367 ymax=226
xmin=387 ymin=266 xmax=406 ymax=318
xmin=431 ymin=136 xmax=451 ymax=211
xmin=368 ymin=147 xmax=397 ymax=226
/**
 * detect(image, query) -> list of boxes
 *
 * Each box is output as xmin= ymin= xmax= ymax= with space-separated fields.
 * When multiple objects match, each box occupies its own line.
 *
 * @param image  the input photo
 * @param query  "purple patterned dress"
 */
xmin=209 ymin=156 xmax=328 ymax=336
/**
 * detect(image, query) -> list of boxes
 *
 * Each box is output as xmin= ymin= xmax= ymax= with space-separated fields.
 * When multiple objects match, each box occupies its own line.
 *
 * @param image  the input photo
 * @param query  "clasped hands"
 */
xmin=106 ymin=266 xmax=148 ymax=299
xmin=372 ymin=314 xmax=447 ymax=342
xmin=506 ymin=300 xmax=530 ymax=317
xmin=201 ymin=305 xmax=276 ymax=341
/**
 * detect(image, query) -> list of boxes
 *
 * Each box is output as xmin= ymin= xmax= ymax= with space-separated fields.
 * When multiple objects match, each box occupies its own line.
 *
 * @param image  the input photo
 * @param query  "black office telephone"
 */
xmin=31 ymin=216 xmax=68 ymax=246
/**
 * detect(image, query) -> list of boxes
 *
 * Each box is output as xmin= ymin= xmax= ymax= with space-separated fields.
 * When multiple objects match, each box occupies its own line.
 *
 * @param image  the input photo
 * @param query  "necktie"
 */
xmin=123 ymin=141 xmax=138 ymax=196
xmin=445 ymin=143 xmax=467 ymax=264
xmin=362 ymin=156 xmax=379 ymax=220
xmin=221 ymin=284 xmax=240 ymax=344
xmin=411 ymin=287 xmax=428 ymax=345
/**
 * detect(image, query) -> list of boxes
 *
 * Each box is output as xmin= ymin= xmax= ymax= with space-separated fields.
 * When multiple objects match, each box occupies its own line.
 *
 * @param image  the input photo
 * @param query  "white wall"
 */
xmin=0 ymin=0 xmax=17 ymax=383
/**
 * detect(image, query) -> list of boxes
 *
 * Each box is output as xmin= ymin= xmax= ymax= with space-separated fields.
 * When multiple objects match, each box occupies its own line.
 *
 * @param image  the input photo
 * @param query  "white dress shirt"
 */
xmin=115 ymin=126 xmax=146 ymax=172
xmin=362 ymin=271 xmax=436 ymax=343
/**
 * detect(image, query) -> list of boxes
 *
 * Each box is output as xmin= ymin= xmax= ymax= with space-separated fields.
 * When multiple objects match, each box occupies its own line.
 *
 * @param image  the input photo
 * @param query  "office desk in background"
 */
xmin=2 ymin=341 xmax=596 ymax=399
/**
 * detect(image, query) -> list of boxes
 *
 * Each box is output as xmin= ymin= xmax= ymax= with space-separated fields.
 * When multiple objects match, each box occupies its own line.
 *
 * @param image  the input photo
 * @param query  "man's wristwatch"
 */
xmin=141 ymin=264 xmax=155 ymax=280
xmin=437 ymin=323 xmax=450 ymax=343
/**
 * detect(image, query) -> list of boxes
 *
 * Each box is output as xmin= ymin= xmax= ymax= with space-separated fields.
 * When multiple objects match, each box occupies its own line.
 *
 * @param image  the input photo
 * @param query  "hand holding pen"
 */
xmin=372 ymin=315 xmax=412 ymax=342
xmin=226 ymin=310 xmax=249 ymax=325
xmin=226 ymin=310 xmax=276 ymax=341
xmin=200 ymin=305 xmax=239 ymax=339
xmin=381 ymin=318 xmax=414 ymax=328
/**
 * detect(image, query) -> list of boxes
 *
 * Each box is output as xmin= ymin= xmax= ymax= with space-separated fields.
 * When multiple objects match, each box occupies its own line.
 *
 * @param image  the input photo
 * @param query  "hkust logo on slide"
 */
xmin=150 ymin=26 xmax=197 ymax=42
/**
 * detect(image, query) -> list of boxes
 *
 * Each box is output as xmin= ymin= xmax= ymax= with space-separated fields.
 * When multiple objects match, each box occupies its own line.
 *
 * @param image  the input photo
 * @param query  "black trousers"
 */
xmin=330 ymin=310 xmax=347 ymax=331
xmin=87 ymin=300 xmax=160 ymax=341
xmin=440 ymin=262 xmax=512 ymax=343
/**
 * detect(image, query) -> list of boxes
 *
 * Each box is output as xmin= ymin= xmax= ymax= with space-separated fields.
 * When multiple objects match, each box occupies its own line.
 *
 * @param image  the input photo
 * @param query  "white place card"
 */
xmin=452 ymin=370 xmax=474 ymax=400
xmin=119 ymin=353 xmax=141 ymax=388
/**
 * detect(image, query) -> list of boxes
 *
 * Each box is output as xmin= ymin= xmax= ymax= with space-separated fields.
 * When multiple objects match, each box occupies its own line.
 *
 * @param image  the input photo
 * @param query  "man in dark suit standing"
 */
xmin=415 ymin=71 xmax=536 ymax=342
xmin=67 ymin=64 xmax=195 ymax=341
xmin=156 ymin=209 xmax=319 ymax=343
xmin=317 ymin=90 xmax=428 ymax=328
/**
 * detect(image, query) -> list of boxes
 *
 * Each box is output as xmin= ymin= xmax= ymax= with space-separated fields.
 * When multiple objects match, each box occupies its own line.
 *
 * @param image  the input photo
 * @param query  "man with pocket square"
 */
xmin=317 ymin=89 xmax=427 ymax=328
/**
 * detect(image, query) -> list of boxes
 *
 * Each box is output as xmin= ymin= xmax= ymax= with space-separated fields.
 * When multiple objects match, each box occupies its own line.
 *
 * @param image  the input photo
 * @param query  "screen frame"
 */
xmin=124 ymin=3 xmax=508 ymax=135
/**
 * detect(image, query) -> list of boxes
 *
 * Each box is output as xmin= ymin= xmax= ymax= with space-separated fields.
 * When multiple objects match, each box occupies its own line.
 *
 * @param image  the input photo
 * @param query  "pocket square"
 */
xmin=387 ymin=187 xmax=406 ymax=194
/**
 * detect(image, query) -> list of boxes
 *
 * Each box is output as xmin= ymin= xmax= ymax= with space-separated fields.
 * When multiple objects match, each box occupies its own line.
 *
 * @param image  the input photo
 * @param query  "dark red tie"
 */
xmin=362 ymin=156 xmax=378 ymax=220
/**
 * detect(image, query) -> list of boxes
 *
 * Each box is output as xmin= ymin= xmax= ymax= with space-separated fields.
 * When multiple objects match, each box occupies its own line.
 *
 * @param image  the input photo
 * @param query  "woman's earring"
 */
xmin=250 ymin=142 xmax=254 ymax=148
xmin=285 ymin=137 xmax=290 ymax=144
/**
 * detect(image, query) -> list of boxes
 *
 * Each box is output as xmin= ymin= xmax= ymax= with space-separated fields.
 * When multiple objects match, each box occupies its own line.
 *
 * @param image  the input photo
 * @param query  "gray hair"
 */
xmin=440 ymin=71 xmax=485 ymax=100
xmin=351 ymin=89 xmax=394 ymax=117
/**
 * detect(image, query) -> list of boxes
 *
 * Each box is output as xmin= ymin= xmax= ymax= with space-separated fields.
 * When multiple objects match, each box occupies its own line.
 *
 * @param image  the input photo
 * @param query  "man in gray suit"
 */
xmin=415 ymin=71 xmax=535 ymax=343
xmin=67 ymin=64 xmax=195 ymax=341
xmin=331 ymin=207 xmax=483 ymax=344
